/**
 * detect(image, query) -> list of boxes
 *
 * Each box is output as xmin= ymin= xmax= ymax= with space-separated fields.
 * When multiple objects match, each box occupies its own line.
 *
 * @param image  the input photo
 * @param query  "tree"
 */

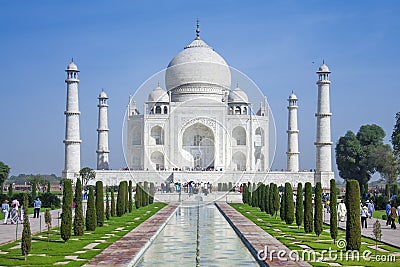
xmin=135 ymin=183 xmax=141 ymax=209
xmin=124 ymin=181 xmax=129 ymax=212
xmin=336 ymin=125 xmax=386 ymax=196
xmin=0 ymin=162 xmax=10 ymax=194
xmin=31 ymin=181 xmax=37 ymax=200
xmin=8 ymin=183 xmax=13 ymax=197
xmin=110 ymin=189 xmax=116 ymax=216
xmin=105 ymin=187 xmax=110 ymax=220
xmin=391 ymin=112 xmax=400 ymax=155
xmin=284 ymin=183 xmax=294 ymax=225
xmin=47 ymin=180 xmax=51 ymax=193
xmin=372 ymin=145 xmax=399 ymax=199
xmin=258 ymin=183 xmax=264 ymax=210
xmin=73 ymin=178 xmax=84 ymax=236
xmin=394 ymin=184 xmax=399 ymax=196
xmin=269 ymin=183 xmax=274 ymax=215
xmin=314 ymin=182 xmax=323 ymax=237
xmin=128 ymin=181 xmax=133 ymax=212
xmin=116 ymin=181 xmax=126 ymax=216
xmin=247 ymin=182 xmax=252 ymax=206
xmin=79 ymin=167 xmax=96 ymax=188
xmin=264 ymin=184 xmax=270 ymax=214
xmin=372 ymin=219 xmax=382 ymax=255
xmin=330 ymin=179 xmax=338 ymax=243
xmin=143 ymin=181 xmax=149 ymax=207
xmin=304 ymin=182 xmax=313 ymax=233
xmin=95 ymin=181 xmax=104 ymax=226
xmin=21 ymin=193 xmax=31 ymax=260
xmin=346 ymin=179 xmax=361 ymax=251
xmin=242 ymin=183 xmax=247 ymax=204
xmin=149 ymin=182 xmax=154 ymax=204
xmin=61 ymin=179 xmax=73 ymax=242
xmin=280 ymin=186 xmax=286 ymax=221
xmin=45 ymin=209 xmax=51 ymax=250
xmin=85 ymin=187 xmax=97 ymax=231
xmin=295 ymin=183 xmax=303 ymax=229
xmin=272 ymin=184 xmax=280 ymax=218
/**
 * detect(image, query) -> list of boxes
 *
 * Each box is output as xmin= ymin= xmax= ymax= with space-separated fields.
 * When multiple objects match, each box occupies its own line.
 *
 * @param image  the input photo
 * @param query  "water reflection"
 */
xmin=137 ymin=204 xmax=257 ymax=266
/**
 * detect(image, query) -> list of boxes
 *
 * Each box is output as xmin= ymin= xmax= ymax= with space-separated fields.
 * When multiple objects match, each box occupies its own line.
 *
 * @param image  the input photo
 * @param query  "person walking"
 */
xmin=390 ymin=203 xmax=398 ymax=229
xmin=33 ymin=197 xmax=42 ymax=218
xmin=367 ymin=200 xmax=375 ymax=219
xmin=337 ymin=199 xmax=347 ymax=222
xmin=386 ymin=201 xmax=392 ymax=226
xmin=397 ymin=204 xmax=400 ymax=225
xmin=2 ymin=200 xmax=9 ymax=224
xmin=360 ymin=206 xmax=369 ymax=228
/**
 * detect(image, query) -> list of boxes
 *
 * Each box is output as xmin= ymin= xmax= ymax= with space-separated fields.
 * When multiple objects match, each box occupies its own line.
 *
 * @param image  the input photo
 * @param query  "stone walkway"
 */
xmin=323 ymin=209 xmax=400 ymax=249
xmin=83 ymin=203 xmax=179 ymax=267
xmin=0 ymin=209 xmax=62 ymax=245
xmin=216 ymin=202 xmax=311 ymax=267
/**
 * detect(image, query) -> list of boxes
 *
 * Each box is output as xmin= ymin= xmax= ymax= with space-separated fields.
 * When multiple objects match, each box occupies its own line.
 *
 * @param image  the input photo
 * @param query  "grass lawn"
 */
xmin=373 ymin=210 xmax=386 ymax=220
xmin=231 ymin=203 xmax=400 ymax=267
xmin=0 ymin=202 xmax=167 ymax=266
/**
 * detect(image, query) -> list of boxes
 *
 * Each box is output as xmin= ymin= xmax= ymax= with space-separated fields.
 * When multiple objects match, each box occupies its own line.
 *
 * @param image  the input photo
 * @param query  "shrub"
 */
xmin=85 ymin=186 xmax=96 ymax=231
xmin=284 ymin=183 xmax=295 ymax=224
xmin=346 ymin=179 xmax=361 ymax=251
xmin=21 ymin=193 xmax=31 ymax=260
xmin=385 ymin=184 xmax=390 ymax=197
xmin=304 ymin=182 xmax=313 ymax=233
xmin=382 ymin=214 xmax=388 ymax=220
xmin=248 ymin=182 xmax=252 ymax=206
xmin=259 ymin=184 xmax=265 ymax=212
xmin=135 ymin=183 xmax=141 ymax=209
xmin=149 ymin=183 xmax=154 ymax=204
xmin=330 ymin=179 xmax=338 ymax=243
xmin=116 ymin=181 xmax=125 ymax=216
xmin=95 ymin=181 xmax=104 ymax=226
xmin=39 ymin=193 xmax=61 ymax=209
xmin=61 ymin=179 xmax=73 ymax=242
xmin=47 ymin=181 xmax=51 ymax=193
xmin=269 ymin=183 xmax=274 ymax=215
xmin=105 ymin=187 xmax=110 ymax=220
xmin=314 ymin=182 xmax=323 ymax=236
xmin=371 ymin=194 xmax=389 ymax=210
xmin=128 ymin=181 xmax=133 ymax=212
xmin=143 ymin=181 xmax=149 ymax=207
xmin=295 ymin=183 xmax=303 ymax=229
xmin=393 ymin=184 xmax=399 ymax=196
xmin=73 ymin=178 xmax=84 ymax=236
xmin=280 ymin=186 xmax=286 ymax=221
xmin=264 ymin=184 xmax=270 ymax=214
xmin=272 ymin=184 xmax=280 ymax=218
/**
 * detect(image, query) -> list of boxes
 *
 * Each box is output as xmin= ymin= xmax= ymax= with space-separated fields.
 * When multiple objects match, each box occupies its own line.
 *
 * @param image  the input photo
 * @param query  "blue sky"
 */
xmin=1 ymin=1 xmax=399 ymax=179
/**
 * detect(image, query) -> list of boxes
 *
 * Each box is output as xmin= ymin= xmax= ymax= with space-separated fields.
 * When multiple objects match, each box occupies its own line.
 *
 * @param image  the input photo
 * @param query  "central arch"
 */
xmin=182 ymin=123 xmax=215 ymax=170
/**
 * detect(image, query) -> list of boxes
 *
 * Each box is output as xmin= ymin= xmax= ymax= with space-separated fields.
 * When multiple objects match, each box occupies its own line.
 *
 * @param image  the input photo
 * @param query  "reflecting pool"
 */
xmin=137 ymin=204 xmax=258 ymax=266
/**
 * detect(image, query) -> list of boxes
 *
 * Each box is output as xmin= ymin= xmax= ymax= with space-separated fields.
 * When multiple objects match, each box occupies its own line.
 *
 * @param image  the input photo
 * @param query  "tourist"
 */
xmin=360 ymin=206 xmax=369 ymax=228
xmin=386 ymin=201 xmax=392 ymax=226
xmin=9 ymin=202 xmax=18 ymax=224
xmin=2 ymin=200 xmax=9 ymax=224
xmin=337 ymin=199 xmax=346 ymax=222
xmin=390 ymin=203 xmax=398 ymax=229
xmin=397 ymin=204 xmax=400 ymax=225
xmin=33 ymin=197 xmax=42 ymax=218
xmin=367 ymin=200 xmax=374 ymax=219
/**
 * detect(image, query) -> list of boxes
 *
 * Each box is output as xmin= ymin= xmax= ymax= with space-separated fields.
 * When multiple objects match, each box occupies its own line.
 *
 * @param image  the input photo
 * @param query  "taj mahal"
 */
xmin=61 ymin=23 xmax=334 ymax=189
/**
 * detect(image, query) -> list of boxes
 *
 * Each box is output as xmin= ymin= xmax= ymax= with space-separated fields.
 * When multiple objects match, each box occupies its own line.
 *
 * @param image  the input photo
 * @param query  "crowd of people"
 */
xmin=1 ymin=197 xmax=42 ymax=224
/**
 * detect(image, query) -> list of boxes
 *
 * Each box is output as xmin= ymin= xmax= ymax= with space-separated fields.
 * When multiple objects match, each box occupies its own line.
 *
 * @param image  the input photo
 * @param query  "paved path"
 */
xmin=0 ymin=209 xmax=62 ymax=245
xmin=84 ymin=203 xmax=179 ymax=267
xmin=216 ymin=202 xmax=311 ymax=267
xmin=323 ymin=209 xmax=400 ymax=249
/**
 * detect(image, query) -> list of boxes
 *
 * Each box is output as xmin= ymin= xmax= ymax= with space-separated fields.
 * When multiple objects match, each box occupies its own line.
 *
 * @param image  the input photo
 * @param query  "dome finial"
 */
xmin=196 ymin=19 xmax=200 ymax=39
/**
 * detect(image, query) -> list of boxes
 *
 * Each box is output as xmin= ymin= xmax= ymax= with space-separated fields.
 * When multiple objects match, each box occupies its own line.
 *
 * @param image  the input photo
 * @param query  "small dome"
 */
xmin=317 ymin=63 xmax=330 ymax=73
xmin=288 ymin=92 xmax=297 ymax=100
xmin=148 ymin=86 xmax=169 ymax=102
xmin=66 ymin=61 xmax=79 ymax=71
xmin=228 ymin=86 xmax=248 ymax=103
xmin=99 ymin=90 xmax=108 ymax=99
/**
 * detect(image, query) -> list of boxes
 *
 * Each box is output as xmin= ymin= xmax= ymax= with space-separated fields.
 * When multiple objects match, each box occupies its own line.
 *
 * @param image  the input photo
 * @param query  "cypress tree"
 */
xmin=346 ymin=179 xmax=361 ymax=251
xmin=285 ymin=183 xmax=295 ymax=224
xmin=61 ymin=179 xmax=73 ymax=242
xmin=314 ymin=182 xmax=323 ymax=236
xmin=264 ymin=184 xmax=270 ymax=214
xmin=248 ymin=182 xmax=252 ymax=206
xmin=258 ymin=184 xmax=263 ymax=210
xmin=304 ymin=182 xmax=313 ymax=233
xmin=242 ymin=183 xmax=246 ymax=204
xmin=280 ymin=186 xmax=286 ymax=221
xmin=272 ymin=184 xmax=280 ymax=218
xmin=330 ymin=179 xmax=338 ymax=243
xmin=124 ymin=181 xmax=128 ymax=212
xmin=260 ymin=184 xmax=265 ymax=211
xmin=32 ymin=181 xmax=37 ymax=200
xmin=47 ymin=181 xmax=51 ymax=193
xmin=73 ymin=178 xmax=84 ymax=236
xmin=105 ymin=187 xmax=110 ymax=220
xmin=128 ymin=181 xmax=133 ymax=212
xmin=251 ymin=183 xmax=257 ymax=207
xmin=110 ymin=189 xmax=116 ymax=216
xmin=269 ymin=183 xmax=274 ymax=215
xmin=143 ymin=181 xmax=149 ymax=207
xmin=135 ymin=183 xmax=141 ymax=209
xmin=149 ymin=182 xmax=154 ymax=204
xmin=295 ymin=183 xmax=304 ymax=229
xmin=116 ymin=181 xmax=125 ymax=216
xmin=228 ymin=182 xmax=233 ymax=192
xmin=21 ymin=193 xmax=31 ymax=260
xmin=95 ymin=181 xmax=104 ymax=226
xmin=385 ymin=184 xmax=390 ymax=197
xmin=86 ymin=187 xmax=96 ymax=231
xmin=45 ymin=209 xmax=51 ymax=250
xmin=8 ymin=183 xmax=13 ymax=197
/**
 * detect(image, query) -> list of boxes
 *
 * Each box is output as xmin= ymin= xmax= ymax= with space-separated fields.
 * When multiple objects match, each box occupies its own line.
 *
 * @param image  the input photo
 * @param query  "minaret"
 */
xmin=97 ymin=90 xmax=110 ymax=170
xmin=286 ymin=92 xmax=299 ymax=172
xmin=62 ymin=60 xmax=81 ymax=180
xmin=314 ymin=62 xmax=334 ymax=188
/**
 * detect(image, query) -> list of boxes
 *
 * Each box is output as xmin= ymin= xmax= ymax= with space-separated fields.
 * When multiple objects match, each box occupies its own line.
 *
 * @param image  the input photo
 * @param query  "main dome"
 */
xmin=165 ymin=29 xmax=231 ymax=102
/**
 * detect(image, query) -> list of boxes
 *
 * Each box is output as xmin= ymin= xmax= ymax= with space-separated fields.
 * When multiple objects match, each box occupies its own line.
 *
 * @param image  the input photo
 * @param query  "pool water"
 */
xmin=137 ymin=204 xmax=258 ymax=266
